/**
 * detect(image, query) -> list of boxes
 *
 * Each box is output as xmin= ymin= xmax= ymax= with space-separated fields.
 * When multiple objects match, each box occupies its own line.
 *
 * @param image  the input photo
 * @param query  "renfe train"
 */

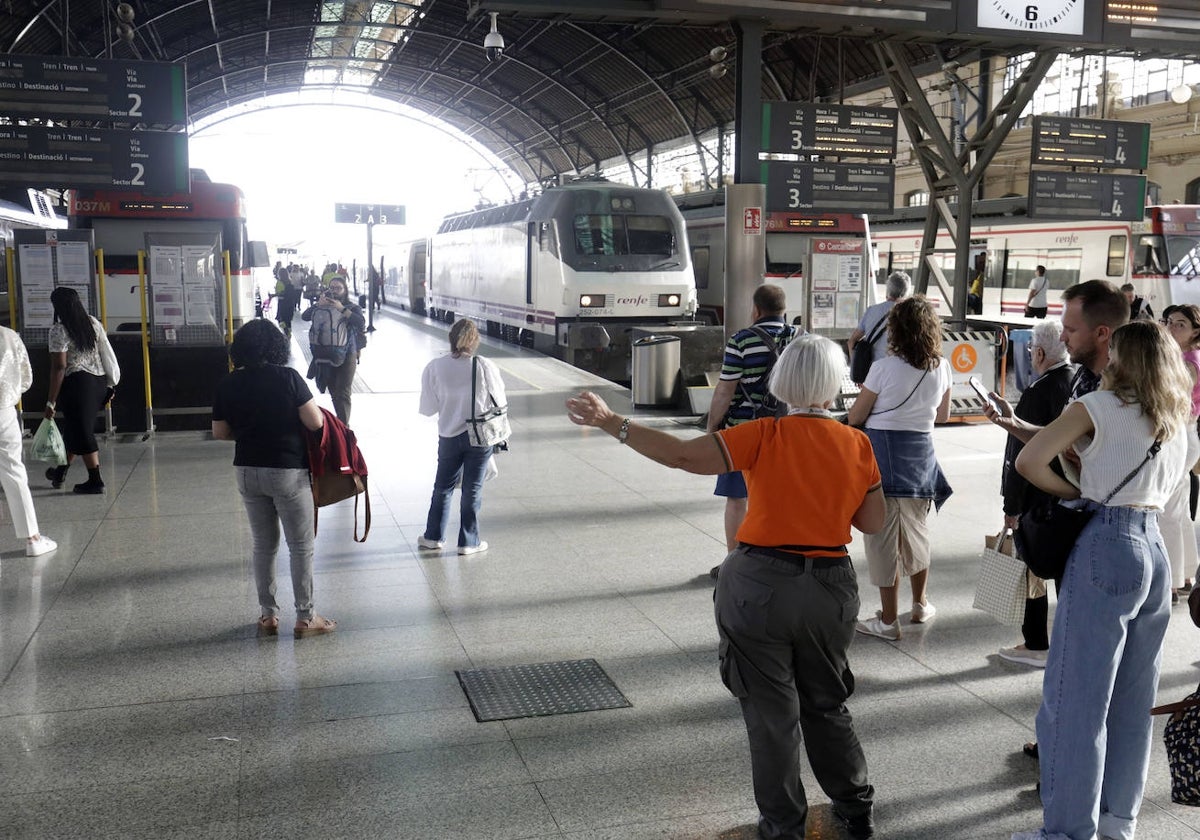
xmin=382 ymin=180 xmax=696 ymax=377
xmin=871 ymin=199 xmax=1200 ymax=319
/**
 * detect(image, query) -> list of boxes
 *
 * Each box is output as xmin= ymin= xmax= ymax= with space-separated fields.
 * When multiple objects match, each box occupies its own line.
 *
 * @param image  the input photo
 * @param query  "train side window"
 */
xmin=1106 ymin=235 xmax=1126 ymax=276
xmin=691 ymin=246 xmax=710 ymax=290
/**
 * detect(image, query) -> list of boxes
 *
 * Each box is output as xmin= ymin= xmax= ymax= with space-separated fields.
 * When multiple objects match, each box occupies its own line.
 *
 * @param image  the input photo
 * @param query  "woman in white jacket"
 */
xmin=0 ymin=326 xmax=55 ymax=555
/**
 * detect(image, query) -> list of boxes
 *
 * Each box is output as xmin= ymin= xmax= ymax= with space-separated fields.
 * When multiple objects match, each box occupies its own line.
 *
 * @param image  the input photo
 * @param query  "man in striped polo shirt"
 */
xmin=706 ymin=284 xmax=796 ymax=578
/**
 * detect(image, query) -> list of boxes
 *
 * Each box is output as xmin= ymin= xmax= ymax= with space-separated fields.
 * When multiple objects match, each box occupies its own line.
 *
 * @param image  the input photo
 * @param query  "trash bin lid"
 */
xmin=633 ymin=335 xmax=681 ymax=346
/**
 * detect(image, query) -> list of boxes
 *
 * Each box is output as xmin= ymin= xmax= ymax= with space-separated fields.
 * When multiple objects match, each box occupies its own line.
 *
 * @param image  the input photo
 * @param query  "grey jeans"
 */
xmin=236 ymin=467 xmax=315 ymax=620
xmin=714 ymin=544 xmax=873 ymax=839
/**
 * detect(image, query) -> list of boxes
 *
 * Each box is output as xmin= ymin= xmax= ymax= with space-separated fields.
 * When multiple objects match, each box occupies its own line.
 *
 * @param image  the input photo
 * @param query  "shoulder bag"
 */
xmin=466 ymin=356 xmax=511 ymax=448
xmin=850 ymin=316 xmax=887 ymax=384
xmin=1014 ymin=439 xmax=1161 ymax=580
xmin=972 ymin=527 xmax=1027 ymax=626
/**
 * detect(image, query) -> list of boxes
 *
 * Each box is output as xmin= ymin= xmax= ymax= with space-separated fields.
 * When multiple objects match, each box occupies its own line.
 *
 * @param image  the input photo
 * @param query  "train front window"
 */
xmin=1132 ymin=235 xmax=1168 ymax=276
xmin=573 ymin=214 xmax=675 ymax=257
xmin=1166 ymin=235 xmax=1200 ymax=277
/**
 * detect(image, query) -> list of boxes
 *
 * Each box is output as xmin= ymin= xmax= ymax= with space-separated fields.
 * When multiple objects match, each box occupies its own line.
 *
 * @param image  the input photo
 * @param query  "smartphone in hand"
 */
xmin=968 ymin=376 xmax=998 ymax=411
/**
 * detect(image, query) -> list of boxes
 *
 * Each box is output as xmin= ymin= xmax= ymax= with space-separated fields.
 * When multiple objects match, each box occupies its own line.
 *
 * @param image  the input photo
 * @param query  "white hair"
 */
xmin=886 ymin=271 xmax=912 ymax=300
xmin=769 ymin=333 xmax=845 ymax=408
xmin=1031 ymin=319 xmax=1067 ymax=363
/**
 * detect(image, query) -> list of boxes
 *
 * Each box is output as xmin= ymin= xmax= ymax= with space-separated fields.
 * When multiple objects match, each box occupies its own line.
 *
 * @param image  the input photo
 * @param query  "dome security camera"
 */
xmin=484 ymin=12 xmax=505 ymax=62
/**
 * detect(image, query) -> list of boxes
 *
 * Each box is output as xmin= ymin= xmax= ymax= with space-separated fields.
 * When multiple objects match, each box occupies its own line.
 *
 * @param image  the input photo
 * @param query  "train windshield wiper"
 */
xmin=649 ymin=259 xmax=679 ymax=270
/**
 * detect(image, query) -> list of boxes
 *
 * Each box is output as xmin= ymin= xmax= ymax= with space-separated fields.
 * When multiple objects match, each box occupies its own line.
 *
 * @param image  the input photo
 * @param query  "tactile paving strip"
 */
xmin=456 ymin=658 xmax=632 ymax=722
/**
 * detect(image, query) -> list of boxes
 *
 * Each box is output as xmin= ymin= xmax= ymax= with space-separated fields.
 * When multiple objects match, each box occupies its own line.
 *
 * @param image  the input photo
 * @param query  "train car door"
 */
xmin=526 ymin=222 xmax=538 ymax=309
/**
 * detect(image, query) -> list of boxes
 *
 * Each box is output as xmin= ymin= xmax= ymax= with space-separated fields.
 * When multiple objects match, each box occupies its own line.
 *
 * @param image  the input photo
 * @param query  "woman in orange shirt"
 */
xmin=567 ymin=334 xmax=884 ymax=840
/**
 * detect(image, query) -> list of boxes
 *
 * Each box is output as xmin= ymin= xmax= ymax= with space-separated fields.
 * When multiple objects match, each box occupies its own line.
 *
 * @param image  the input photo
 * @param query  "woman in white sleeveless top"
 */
xmin=1012 ymin=320 xmax=1191 ymax=840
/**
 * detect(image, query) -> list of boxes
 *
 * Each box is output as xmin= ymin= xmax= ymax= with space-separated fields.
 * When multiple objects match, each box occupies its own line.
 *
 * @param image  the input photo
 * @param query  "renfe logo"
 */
xmin=1055 ymin=233 xmax=1080 ymax=245
xmin=617 ymin=295 xmax=649 ymax=306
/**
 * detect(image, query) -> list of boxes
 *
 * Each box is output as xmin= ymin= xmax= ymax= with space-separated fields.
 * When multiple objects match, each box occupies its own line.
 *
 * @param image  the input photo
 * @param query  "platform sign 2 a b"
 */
xmin=335 ymin=203 xmax=405 ymax=225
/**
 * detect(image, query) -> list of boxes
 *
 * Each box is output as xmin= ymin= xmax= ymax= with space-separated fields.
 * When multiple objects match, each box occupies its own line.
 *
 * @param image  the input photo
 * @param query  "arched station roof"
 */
xmin=0 ymin=0 xmax=956 ymax=187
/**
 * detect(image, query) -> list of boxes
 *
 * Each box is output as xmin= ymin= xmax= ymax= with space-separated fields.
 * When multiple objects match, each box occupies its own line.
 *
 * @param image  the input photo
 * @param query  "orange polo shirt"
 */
xmin=715 ymin=416 xmax=881 ymax=555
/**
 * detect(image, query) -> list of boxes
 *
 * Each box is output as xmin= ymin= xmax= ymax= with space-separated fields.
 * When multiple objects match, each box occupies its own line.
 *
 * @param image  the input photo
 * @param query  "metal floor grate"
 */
xmin=456 ymin=658 xmax=632 ymax=722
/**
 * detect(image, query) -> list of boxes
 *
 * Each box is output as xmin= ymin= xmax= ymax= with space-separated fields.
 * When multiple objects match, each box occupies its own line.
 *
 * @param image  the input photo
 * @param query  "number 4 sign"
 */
xmin=743 ymin=207 xmax=762 ymax=235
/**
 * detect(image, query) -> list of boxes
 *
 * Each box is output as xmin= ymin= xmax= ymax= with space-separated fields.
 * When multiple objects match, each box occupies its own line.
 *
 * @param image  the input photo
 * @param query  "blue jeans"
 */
xmin=424 ymin=432 xmax=490 ymax=548
xmin=1036 ymin=505 xmax=1171 ymax=840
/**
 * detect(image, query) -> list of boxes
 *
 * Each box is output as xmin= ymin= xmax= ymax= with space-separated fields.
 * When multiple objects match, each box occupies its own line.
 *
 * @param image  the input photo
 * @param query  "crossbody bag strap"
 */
xmin=864 ymin=315 xmax=887 ymax=347
xmin=1151 ymin=694 xmax=1200 ymax=716
xmin=1097 ymin=439 xmax=1162 ymax=506
xmin=869 ymin=368 xmax=929 ymax=417
xmin=473 ymin=355 xmax=501 ymax=413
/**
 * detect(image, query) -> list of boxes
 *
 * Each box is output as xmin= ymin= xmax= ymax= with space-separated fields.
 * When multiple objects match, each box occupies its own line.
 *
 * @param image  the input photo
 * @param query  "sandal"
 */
xmin=1023 ymin=742 xmax=1039 ymax=759
xmin=257 ymin=615 xmax=279 ymax=636
xmin=294 ymin=614 xmax=337 ymax=638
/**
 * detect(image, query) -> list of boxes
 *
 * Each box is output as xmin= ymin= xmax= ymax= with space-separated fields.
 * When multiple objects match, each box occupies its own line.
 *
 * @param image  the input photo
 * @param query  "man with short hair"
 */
xmin=706 ymin=284 xmax=795 ymax=578
xmin=847 ymin=271 xmax=911 ymax=383
xmin=1025 ymin=265 xmax=1050 ymax=318
xmin=1120 ymin=282 xmax=1154 ymax=321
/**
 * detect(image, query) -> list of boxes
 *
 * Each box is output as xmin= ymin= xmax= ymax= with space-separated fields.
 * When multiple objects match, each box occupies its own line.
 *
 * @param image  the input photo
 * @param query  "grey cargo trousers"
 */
xmin=714 ymin=544 xmax=874 ymax=839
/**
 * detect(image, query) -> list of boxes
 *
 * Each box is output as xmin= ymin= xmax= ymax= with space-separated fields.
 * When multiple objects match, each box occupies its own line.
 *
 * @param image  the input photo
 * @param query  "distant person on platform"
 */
xmin=706 ymin=284 xmax=796 ymax=579
xmin=848 ymin=271 xmax=912 ymax=383
xmin=1121 ymin=283 xmax=1154 ymax=322
xmin=967 ymin=253 xmax=986 ymax=315
xmin=1025 ymin=265 xmax=1049 ymax=318
xmin=302 ymin=275 xmax=365 ymax=425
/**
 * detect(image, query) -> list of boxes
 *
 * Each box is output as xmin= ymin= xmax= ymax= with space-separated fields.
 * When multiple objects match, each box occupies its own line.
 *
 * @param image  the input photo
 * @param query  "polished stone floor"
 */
xmin=1 ymin=308 xmax=1199 ymax=839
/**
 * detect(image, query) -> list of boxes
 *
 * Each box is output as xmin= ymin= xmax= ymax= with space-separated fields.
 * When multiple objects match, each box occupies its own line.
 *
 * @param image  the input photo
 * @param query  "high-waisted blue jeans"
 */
xmin=1036 ymin=505 xmax=1171 ymax=840
xmin=423 ymin=432 xmax=490 ymax=548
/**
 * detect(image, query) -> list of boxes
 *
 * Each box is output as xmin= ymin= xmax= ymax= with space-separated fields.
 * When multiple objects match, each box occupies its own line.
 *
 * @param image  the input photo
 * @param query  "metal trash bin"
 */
xmin=631 ymin=335 xmax=681 ymax=408
xmin=1010 ymin=329 xmax=1033 ymax=391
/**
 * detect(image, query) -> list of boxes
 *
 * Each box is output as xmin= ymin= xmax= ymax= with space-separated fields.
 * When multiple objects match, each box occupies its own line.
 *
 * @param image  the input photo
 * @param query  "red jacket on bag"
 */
xmin=305 ymin=408 xmax=370 ymax=541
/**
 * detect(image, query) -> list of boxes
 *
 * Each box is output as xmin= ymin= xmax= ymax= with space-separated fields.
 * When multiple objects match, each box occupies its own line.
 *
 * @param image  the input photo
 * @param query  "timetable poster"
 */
xmin=181 ymin=245 xmax=217 ymax=327
xmin=18 ymin=244 xmax=54 ymax=328
xmin=149 ymin=245 xmax=185 ymax=329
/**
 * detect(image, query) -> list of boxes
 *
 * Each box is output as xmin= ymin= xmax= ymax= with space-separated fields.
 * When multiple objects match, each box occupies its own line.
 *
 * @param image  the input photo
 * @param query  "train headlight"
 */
xmin=658 ymin=293 xmax=681 ymax=307
xmin=579 ymin=295 xmax=605 ymax=308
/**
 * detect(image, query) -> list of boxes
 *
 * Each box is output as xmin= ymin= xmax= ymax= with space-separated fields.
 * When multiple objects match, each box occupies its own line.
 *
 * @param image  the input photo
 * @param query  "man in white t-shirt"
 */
xmin=1025 ymin=265 xmax=1049 ymax=318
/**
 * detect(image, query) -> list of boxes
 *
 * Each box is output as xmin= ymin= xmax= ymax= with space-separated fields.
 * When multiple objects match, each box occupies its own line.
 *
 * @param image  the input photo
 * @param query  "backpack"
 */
xmin=737 ymin=326 xmax=791 ymax=419
xmin=305 ymin=408 xmax=371 ymax=542
xmin=309 ymin=305 xmax=350 ymax=367
xmin=850 ymin=316 xmax=887 ymax=384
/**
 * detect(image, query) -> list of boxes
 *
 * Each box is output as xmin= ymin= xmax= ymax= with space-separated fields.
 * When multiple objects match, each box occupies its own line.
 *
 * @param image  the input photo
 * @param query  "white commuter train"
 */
xmin=423 ymin=180 xmax=695 ymax=360
xmin=870 ymin=199 xmax=1200 ymax=319
xmin=378 ymin=237 xmax=430 ymax=315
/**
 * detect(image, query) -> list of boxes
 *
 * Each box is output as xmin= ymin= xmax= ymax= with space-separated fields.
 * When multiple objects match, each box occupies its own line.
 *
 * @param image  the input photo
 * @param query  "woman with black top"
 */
xmin=212 ymin=320 xmax=336 ymax=638
xmin=43 ymin=286 xmax=120 ymax=494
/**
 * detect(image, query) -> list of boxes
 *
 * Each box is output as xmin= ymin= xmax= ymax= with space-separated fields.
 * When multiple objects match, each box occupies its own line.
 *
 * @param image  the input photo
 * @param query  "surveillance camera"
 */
xmin=484 ymin=12 xmax=505 ymax=62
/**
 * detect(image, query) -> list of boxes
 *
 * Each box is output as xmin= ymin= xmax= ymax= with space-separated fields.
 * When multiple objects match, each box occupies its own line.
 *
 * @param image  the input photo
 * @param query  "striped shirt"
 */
xmin=719 ymin=317 xmax=794 ymax=426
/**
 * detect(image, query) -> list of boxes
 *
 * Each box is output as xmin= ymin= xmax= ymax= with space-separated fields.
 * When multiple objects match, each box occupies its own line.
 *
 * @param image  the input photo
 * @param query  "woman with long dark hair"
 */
xmin=1012 ymin=320 xmax=1191 ymax=840
xmin=43 ymin=286 xmax=119 ymax=494
xmin=212 ymin=319 xmax=335 ymax=638
xmin=847 ymin=295 xmax=953 ymax=640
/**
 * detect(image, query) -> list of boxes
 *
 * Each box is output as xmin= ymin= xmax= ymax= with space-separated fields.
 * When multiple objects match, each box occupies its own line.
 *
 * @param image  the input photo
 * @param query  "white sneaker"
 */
xmin=417 ymin=536 xmax=444 ymax=550
xmin=25 ymin=535 xmax=57 ymax=557
xmin=999 ymin=646 xmax=1048 ymax=668
xmin=856 ymin=611 xmax=901 ymax=641
xmin=458 ymin=541 xmax=488 ymax=556
xmin=911 ymin=601 xmax=937 ymax=623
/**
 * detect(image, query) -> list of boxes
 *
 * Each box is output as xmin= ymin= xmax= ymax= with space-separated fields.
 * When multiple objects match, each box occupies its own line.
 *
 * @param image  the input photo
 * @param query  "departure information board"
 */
xmin=1027 ymin=171 xmax=1146 ymax=221
xmin=0 ymin=55 xmax=187 ymax=126
xmin=763 ymin=102 xmax=898 ymax=159
xmin=1031 ymin=116 xmax=1150 ymax=169
xmin=763 ymin=161 xmax=895 ymax=214
xmin=334 ymin=203 xmax=406 ymax=225
xmin=0 ymin=125 xmax=189 ymax=193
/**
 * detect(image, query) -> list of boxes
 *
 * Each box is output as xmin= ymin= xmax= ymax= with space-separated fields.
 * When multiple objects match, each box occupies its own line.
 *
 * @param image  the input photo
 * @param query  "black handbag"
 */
xmin=1014 ymin=440 xmax=1161 ymax=580
xmin=1153 ymin=685 xmax=1200 ymax=806
xmin=850 ymin=317 xmax=887 ymax=383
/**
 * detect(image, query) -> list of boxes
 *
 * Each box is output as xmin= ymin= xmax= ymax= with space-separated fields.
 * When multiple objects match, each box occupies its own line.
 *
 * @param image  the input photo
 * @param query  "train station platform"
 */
xmin=2 ymin=308 xmax=1200 ymax=840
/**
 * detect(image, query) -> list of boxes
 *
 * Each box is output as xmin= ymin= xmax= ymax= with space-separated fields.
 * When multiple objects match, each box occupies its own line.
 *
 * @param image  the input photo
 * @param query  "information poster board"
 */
xmin=805 ymin=238 xmax=867 ymax=339
xmin=13 ymin=228 xmax=98 ymax=347
xmin=145 ymin=232 xmax=223 ymax=345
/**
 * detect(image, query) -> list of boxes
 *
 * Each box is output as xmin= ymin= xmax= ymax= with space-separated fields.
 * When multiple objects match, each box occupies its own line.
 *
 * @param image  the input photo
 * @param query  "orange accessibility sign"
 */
xmin=950 ymin=343 xmax=977 ymax=373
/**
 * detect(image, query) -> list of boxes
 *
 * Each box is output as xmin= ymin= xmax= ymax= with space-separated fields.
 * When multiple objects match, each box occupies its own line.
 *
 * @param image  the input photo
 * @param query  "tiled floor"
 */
xmin=1 ymin=308 xmax=1199 ymax=839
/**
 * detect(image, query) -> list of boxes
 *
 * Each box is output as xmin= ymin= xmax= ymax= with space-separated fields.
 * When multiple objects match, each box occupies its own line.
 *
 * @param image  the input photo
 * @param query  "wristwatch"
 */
xmin=617 ymin=417 xmax=631 ymax=444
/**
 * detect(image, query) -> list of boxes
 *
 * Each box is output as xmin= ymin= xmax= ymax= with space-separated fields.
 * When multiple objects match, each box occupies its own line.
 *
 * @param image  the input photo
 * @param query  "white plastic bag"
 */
xmin=32 ymin=418 xmax=67 ymax=466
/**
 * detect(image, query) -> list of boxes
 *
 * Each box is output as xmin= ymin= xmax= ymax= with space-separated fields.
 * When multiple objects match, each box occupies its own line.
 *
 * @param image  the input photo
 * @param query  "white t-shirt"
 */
xmin=862 ymin=356 xmax=952 ymax=432
xmin=855 ymin=300 xmax=896 ymax=363
xmin=1028 ymin=273 xmax=1049 ymax=308
xmin=419 ymin=353 xmax=507 ymax=439
xmin=1075 ymin=391 xmax=1187 ymax=509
